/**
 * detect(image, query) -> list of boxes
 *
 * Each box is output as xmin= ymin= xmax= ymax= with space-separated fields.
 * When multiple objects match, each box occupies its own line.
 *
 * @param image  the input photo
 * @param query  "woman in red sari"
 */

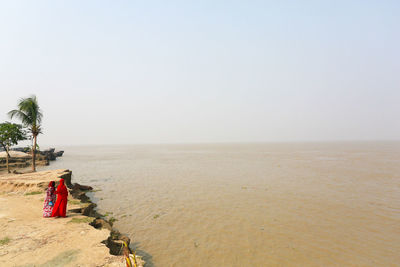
xmin=51 ymin=178 xmax=68 ymax=217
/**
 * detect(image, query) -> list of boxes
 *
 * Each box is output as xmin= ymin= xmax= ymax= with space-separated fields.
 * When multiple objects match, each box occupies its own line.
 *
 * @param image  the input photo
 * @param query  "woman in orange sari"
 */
xmin=51 ymin=178 xmax=68 ymax=217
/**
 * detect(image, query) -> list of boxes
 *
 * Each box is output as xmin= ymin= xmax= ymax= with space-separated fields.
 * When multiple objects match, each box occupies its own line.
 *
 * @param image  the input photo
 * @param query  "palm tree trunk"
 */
xmin=32 ymin=134 xmax=37 ymax=172
xmin=6 ymin=146 xmax=10 ymax=173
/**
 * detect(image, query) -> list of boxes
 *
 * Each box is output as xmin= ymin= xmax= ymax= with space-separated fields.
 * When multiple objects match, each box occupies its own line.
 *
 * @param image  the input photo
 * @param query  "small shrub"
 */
xmin=109 ymin=217 xmax=117 ymax=224
xmin=0 ymin=237 xmax=10 ymax=246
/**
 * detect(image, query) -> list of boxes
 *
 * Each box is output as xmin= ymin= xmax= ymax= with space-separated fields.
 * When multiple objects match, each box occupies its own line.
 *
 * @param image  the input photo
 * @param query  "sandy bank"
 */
xmin=0 ymin=151 xmax=30 ymax=158
xmin=0 ymin=169 xmax=72 ymax=193
xmin=0 ymin=169 xmax=144 ymax=267
xmin=0 ymin=155 xmax=50 ymax=174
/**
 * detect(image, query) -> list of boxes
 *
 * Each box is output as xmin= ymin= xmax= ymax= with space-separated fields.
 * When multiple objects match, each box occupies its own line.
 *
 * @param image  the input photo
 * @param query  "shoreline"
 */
xmin=0 ymin=169 xmax=144 ymax=266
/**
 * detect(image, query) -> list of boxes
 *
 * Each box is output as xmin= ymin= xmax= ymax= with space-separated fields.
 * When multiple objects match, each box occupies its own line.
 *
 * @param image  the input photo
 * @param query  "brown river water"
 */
xmin=43 ymin=142 xmax=400 ymax=266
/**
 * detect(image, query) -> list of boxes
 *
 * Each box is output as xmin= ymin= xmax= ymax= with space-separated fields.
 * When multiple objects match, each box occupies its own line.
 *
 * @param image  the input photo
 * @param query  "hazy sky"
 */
xmin=1 ymin=1 xmax=399 ymax=146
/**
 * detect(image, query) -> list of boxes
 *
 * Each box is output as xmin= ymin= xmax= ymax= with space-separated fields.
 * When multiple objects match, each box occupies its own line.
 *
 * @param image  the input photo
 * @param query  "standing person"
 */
xmin=43 ymin=181 xmax=56 ymax=217
xmin=51 ymin=178 xmax=68 ymax=217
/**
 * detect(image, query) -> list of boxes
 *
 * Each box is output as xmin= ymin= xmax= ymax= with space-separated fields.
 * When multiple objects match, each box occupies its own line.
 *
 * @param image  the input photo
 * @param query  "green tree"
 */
xmin=8 ymin=95 xmax=43 ymax=172
xmin=0 ymin=122 xmax=27 ymax=173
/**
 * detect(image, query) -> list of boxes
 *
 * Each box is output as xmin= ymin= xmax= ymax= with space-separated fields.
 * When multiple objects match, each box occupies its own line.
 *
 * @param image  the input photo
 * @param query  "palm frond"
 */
xmin=9 ymin=95 xmax=43 ymax=134
xmin=17 ymin=96 xmax=43 ymax=123
xmin=8 ymin=110 xmax=32 ymax=126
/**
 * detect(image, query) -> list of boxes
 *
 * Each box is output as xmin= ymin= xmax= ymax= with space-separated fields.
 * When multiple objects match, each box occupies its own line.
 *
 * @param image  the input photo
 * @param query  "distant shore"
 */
xmin=0 ymin=169 xmax=144 ymax=266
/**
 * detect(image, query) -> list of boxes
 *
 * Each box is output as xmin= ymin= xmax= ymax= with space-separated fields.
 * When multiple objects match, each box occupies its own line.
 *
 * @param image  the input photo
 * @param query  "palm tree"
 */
xmin=8 ymin=95 xmax=43 ymax=172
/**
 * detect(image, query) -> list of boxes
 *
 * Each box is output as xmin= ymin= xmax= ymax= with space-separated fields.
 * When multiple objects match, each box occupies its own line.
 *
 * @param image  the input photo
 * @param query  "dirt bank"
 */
xmin=0 ymin=169 xmax=144 ymax=267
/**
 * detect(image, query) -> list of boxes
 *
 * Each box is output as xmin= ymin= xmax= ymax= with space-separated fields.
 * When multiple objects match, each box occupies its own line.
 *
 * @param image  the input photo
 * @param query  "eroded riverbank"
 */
xmin=0 ymin=169 xmax=144 ymax=267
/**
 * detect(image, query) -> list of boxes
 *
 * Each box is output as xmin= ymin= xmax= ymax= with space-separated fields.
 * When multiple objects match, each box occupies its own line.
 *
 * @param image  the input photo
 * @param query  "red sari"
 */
xmin=51 ymin=178 xmax=68 ymax=217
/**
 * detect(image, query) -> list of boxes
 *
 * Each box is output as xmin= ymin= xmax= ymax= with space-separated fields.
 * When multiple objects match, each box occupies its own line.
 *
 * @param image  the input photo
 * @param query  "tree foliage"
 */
xmin=0 ymin=122 xmax=27 ymax=173
xmin=8 ymin=95 xmax=43 ymax=172
xmin=0 ymin=122 xmax=27 ymax=152
xmin=8 ymin=95 xmax=43 ymax=136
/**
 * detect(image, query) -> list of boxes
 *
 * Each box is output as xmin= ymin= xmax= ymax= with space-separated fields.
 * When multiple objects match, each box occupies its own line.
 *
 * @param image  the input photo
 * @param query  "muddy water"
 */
xmin=44 ymin=142 xmax=400 ymax=266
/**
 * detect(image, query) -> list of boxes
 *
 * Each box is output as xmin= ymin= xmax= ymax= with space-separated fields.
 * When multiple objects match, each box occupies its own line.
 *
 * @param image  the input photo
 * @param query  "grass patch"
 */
xmin=153 ymin=214 xmax=160 ymax=219
xmin=121 ymin=214 xmax=127 ymax=218
xmin=0 ymin=237 xmax=10 ymax=246
xmin=109 ymin=217 xmax=117 ymax=224
xmin=67 ymin=217 xmax=94 ymax=224
xmin=25 ymin=191 xmax=42 ymax=196
xmin=103 ymin=211 xmax=113 ymax=217
xmin=69 ymin=199 xmax=81 ymax=205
